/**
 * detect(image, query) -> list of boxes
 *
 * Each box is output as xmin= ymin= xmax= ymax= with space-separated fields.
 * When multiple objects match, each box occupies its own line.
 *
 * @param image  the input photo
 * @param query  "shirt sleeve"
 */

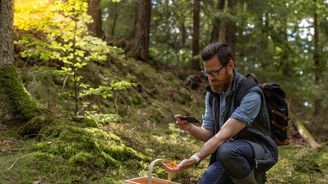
xmin=202 ymin=92 xmax=214 ymax=130
xmin=231 ymin=91 xmax=261 ymax=127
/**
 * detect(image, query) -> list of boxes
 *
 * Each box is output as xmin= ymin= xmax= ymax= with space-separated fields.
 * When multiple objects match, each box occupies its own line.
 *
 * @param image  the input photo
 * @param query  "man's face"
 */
xmin=203 ymin=57 xmax=233 ymax=93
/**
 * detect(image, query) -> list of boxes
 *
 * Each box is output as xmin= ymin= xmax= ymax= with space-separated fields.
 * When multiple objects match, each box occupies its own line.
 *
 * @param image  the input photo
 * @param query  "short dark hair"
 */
xmin=201 ymin=42 xmax=234 ymax=66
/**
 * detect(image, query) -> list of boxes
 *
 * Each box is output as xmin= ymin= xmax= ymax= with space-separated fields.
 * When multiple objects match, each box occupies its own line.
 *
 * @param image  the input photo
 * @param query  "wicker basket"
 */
xmin=124 ymin=159 xmax=180 ymax=184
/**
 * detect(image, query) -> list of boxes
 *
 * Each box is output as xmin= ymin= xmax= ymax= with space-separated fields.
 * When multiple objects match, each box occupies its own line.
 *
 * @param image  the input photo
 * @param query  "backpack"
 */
xmin=208 ymin=73 xmax=290 ymax=145
xmin=245 ymin=73 xmax=290 ymax=145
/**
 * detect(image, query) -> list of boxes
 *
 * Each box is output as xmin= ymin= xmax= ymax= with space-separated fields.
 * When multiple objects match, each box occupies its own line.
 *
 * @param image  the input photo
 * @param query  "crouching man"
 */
xmin=164 ymin=42 xmax=278 ymax=184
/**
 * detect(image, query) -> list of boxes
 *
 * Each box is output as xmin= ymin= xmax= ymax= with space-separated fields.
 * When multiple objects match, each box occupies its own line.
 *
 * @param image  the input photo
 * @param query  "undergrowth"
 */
xmin=1 ymin=55 xmax=327 ymax=183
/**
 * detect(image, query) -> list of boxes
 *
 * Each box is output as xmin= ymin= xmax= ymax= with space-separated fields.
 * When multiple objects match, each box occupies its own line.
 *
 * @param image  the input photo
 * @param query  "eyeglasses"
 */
xmin=201 ymin=65 xmax=225 ymax=77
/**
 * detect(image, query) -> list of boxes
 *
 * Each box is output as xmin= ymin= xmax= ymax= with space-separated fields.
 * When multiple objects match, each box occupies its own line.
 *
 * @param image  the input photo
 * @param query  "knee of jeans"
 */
xmin=197 ymin=167 xmax=213 ymax=184
xmin=216 ymin=142 xmax=236 ymax=164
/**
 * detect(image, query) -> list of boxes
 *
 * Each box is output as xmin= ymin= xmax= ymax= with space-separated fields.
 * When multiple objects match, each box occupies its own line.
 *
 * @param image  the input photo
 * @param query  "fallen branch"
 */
xmin=7 ymin=153 xmax=36 ymax=171
xmin=290 ymin=113 xmax=321 ymax=148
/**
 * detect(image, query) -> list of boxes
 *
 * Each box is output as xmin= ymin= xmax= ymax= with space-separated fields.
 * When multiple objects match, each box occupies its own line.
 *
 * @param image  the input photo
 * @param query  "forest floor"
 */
xmin=0 ymin=55 xmax=327 ymax=183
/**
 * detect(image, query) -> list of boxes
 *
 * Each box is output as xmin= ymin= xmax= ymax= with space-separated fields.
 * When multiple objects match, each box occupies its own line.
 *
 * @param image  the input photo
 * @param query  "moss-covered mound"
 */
xmin=0 ymin=115 xmax=147 ymax=183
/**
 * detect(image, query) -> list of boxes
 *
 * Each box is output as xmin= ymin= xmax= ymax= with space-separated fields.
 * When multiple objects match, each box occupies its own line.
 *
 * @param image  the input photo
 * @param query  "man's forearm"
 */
xmin=194 ymin=118 xmax=246 ymax=160
xmin=187 ymin=124 xmax=213 ymax=142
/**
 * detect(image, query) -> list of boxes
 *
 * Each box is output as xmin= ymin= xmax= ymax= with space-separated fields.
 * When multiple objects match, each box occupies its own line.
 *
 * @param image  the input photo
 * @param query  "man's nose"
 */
xmin=208 ymin=74 xmax=215 ymax=80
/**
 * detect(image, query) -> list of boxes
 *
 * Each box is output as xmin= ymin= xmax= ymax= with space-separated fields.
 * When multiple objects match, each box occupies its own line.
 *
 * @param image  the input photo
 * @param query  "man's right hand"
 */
xmin=174 ymin=114 xmax=192 ymax=131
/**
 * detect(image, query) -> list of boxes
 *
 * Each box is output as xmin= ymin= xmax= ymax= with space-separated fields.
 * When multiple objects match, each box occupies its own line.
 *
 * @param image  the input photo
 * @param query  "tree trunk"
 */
xmin=261 ymin=12 xmax=269 ymax=50
xmin=280 ymin=13 xmax=291 ymax=77
xmin=129 ymin=5 xmax=138 ymax=39
xmin=106 ymin=3 xmax=119 ymax=38
xmin=0 ymin=0 xmax=40 ymax=123
xmin=238 ymin=1 xmax=247 ymax=58
xmin=210 ymin=0 xmax=236 ymax=51
xmin=111 ymin=9 xmax=118 ymax=37
xmin=87 ymin=0 xmax=103 ymax=38
xmin=210 ymin=0 xmax=225 ymax=43
xmin=225 ymin=0 xmax=237 ymax=51
xmin=218 ymin=19 xmax=226 ymax=43
xmin=180 ymin=21 xmax=187 ymax=47
xmin=134 ymin=0 xmax=152 ymax=61
xmin=191 ymin=0 xmax=201 ymax=70
xmin=313 ymin=0 xmax=321 ymax=116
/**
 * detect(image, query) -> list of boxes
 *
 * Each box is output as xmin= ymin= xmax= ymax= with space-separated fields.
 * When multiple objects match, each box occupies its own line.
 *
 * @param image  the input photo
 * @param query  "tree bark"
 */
xmin=210 ymin=0 xmax=225 ymax=43
xmin=0 ymin=0 xmax=41 ymax=123
xmin=261 ymin=12 xmax=269 ymax=50
xmin=87 ymin=0 xmax=103 ymax=38
xmin=180 ymin=21 xmax=187 ymax=48
xmin=238 ymin=1 xmax=247 ymax=58
xmin=129 ymin=4 xmax=138 ymax=39
xmin=191 ymin=0 xmax=201 ymax=70
xmin=134 ymin=0 xmax=152 ymax=61
xmin=210 ymin=0 xmax=236 ymax=51
xmin=225 ymin=0 xmax=237 ymax=51
xmin=313 ymin=0 xmax=321 ymax=116
xmin=110 ymin=8 xmax=118 ymax=37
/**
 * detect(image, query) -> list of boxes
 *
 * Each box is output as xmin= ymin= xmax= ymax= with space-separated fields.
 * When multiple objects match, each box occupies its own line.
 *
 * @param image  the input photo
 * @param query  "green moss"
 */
xmin=70 ymin=116 xmax=99 ymax=128
xmin=18 ymin=115 xmax=53 ymax=137
xmin=29 ymin=121 xmax=145 ymax=169
xmin=267 ymin=144 xmax=328 ymax=184
xmin=0 ymin=150 xmax=109 ymax=184
xmin=0 ymin=65 xmax=45 ymax=121
xmin=68 ymin=151 xmax=96 ymax=165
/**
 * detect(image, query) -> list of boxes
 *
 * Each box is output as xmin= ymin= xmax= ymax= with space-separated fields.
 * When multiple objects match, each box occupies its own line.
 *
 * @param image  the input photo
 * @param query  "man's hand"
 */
xmin=162 ymin=158 xmax=196 ymax=173
xmin=174 ymin=114 xmax=192 ymax=131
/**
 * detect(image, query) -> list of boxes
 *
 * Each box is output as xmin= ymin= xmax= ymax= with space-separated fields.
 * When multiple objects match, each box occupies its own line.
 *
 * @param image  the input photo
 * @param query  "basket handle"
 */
xmin=147 ymin=158 xmax=173 ymax=184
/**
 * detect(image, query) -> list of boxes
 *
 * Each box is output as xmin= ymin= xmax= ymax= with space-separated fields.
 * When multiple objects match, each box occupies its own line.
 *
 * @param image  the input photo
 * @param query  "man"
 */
xmin=163 ymin=43 xmax=278 ymax=184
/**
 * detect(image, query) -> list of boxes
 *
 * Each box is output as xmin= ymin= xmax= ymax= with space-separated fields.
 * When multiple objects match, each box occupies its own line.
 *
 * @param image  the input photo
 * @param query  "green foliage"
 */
xmin=149 ymin=0 xmax=195 ymax=66
xmin=14 ymin=0 xmax=136 ymax=115
xmin=15 ymin=0 xmax=96 ymax=62
xmin=102 ymin=0 xmax=138 ymax=38
xmin=231 ymin=0 xmax=328 ymax=119
xmin=80 ymin=80 xmax=136 ymax=99
xmin=84 ymin=111 xmax=121 ymax=125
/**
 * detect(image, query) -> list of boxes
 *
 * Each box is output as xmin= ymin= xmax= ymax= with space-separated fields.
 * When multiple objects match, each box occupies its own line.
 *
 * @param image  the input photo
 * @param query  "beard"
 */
xmin=210 ymin=71 xmax=232 ymax=93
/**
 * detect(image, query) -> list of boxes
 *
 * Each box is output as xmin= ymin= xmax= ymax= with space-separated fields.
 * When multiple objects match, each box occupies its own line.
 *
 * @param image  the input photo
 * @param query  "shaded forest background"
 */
xmin=0 ymin=0 xmax=328 ymax=183
xmin=14 ymin=0 xmax=328 ymax=131
xmin=78 ymin=0 xmax=328 ymax=124
xmin=101 ymin=0 xmax=328 ymax=139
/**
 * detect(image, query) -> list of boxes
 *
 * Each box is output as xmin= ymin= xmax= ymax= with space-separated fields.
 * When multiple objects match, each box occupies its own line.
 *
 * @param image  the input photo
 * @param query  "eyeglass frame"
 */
xmin=201 ymin=65 xmax=226 ymax=77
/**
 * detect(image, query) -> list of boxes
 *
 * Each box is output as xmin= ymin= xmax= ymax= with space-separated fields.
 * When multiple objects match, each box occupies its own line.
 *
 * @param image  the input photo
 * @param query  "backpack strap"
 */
xmin=246 ymin=73 xmax=259 ymax=84
xmin=234 ymin=78 xmax=259 ymax=107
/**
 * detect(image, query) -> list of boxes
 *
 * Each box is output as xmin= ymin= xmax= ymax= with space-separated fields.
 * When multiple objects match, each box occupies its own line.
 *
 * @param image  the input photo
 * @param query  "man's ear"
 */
xmin=227 ymin=60 xmax=235 ymax=71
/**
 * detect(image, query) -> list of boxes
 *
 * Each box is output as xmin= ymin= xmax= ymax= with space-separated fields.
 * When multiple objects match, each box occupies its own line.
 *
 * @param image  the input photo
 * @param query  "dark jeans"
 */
xmin=197 ymin=140 xmax=255 ymax=184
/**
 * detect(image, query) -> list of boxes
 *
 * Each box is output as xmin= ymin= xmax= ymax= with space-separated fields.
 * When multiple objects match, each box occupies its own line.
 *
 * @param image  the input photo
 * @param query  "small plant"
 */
xmin=14 ymin=0 xmax=133 ymax=115
xmin=84 ymin=111 xmax=121 ymax=125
